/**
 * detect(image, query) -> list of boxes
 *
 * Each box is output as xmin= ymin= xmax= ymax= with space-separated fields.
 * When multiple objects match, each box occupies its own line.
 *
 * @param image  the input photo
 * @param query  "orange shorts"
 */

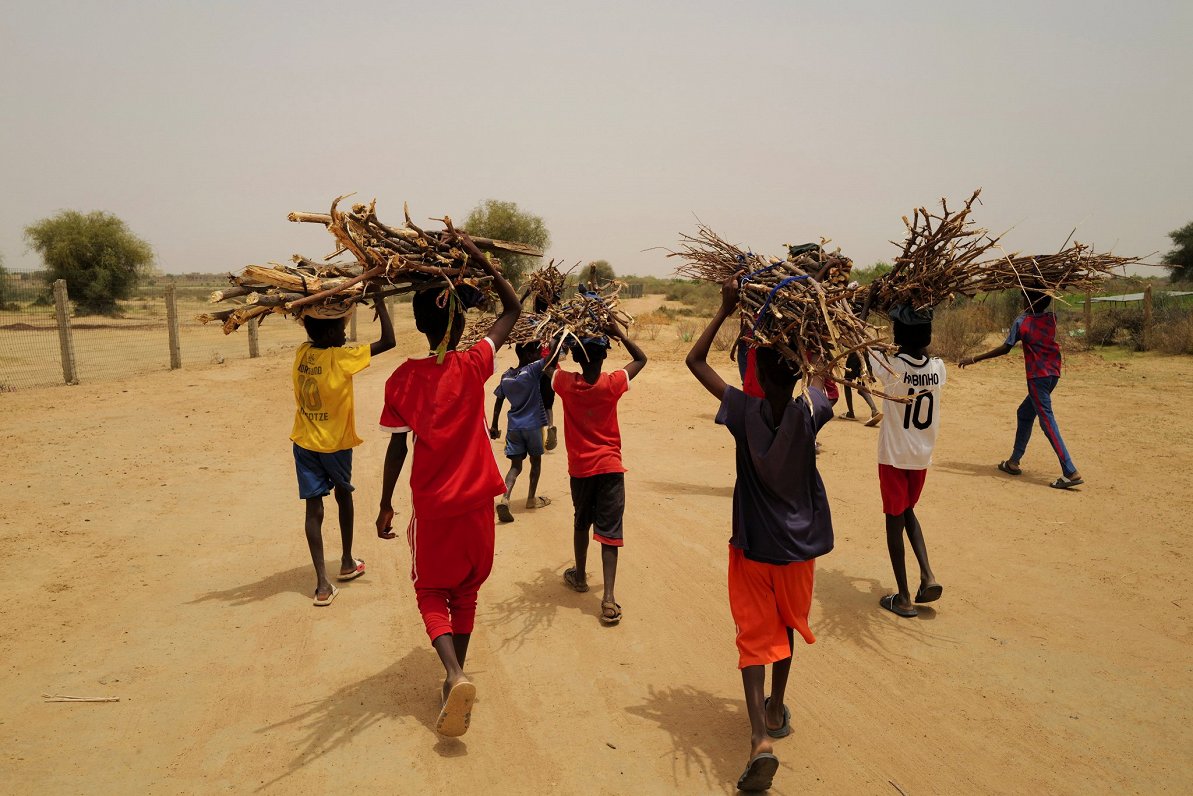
xmin=727 ymin=545 xmax=816 ymax=668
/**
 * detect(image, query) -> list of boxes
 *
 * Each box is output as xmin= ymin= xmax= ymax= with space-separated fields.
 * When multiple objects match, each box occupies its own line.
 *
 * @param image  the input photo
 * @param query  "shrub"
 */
xmin=676 ymin=320 xmax=700 ymax=342
xmin=930 ymin=303 xmax=996 ymax=360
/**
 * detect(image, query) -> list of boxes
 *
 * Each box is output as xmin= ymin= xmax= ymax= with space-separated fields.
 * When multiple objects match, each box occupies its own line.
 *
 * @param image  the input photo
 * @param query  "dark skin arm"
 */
xmin=375 ymin=432 xmax=409 ymax=539
xmin=368 ymin=294 xmax=396 ymax=357
xmin=456 ymin=232 xmax=520 ymax=348
xmin=685 ymin=272 xmax=740 ymax=399
xmin=959 ymin=342 xmax=1012 ymax=368
xmin=606 ymin=319 xmax=648 ymax=380
xmin=489 ymin=395 xmax=504 ymax=439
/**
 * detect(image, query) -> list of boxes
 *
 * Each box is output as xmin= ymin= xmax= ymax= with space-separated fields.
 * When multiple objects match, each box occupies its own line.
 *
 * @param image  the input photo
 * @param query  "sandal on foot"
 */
xmin=864 ymin=412 xmax=883 ymax=427
xmin=879 ymin=593 xmax=918 ymax=618
xmin=998 ymin=460 xmax=1022 ymax=476
xmin=313 ymin=585 xmax=338 ymax=607
xmin=436 ymin=680 xmax=476 ymax=738
xmin=525 ymin=495 xmax=551 ymax=509
xmin=736 ymin=752 xmax=779 ymax=792
xmin=495 ymin=501 xmax=514 ymax=524
xmin=763 ymin=696 xmax=792 ymax=739
xmin=336 ymin=558 xmax=365 ymax=582
xmin=914 ymin=583 xmax=943 ymax=603
xmin=1050 ymin=475 xmax=1084 ymax=489
xmin=563 ymin=567 xmax=589 ymax=593
xmin=600 ymin=600 xmax=622 ymax=625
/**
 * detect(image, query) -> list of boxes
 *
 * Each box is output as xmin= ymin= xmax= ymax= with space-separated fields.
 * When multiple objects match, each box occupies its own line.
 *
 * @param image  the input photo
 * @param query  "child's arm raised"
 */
xmin=369 ymin=294 xmax=396 ymax=357
xmin=457 ymin=232 xmax=521 ymax=349
xmin=375 ymin=432 xmax=408 ymax=539
xmin=606 ymin=320 xmax=648 ymax=380
xmin=685 ymin=272 xmax=741 ymax=399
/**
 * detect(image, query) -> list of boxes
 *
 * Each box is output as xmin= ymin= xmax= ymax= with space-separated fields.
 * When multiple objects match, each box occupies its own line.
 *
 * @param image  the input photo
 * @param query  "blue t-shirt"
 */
xmin=494 ymin=358 xmax=548 ymax=430
xmin=716 ymin=386 xmax=834 ymax=564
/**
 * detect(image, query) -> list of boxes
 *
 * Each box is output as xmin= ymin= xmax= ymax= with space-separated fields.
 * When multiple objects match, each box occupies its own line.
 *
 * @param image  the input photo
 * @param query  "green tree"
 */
xmin=852 ymin=261 xmax=893 ymax=285
xmin=1162 ymin=221 xmax=1193 ymax=283
xmin=462 ymin=199 xmax=550 ymax=285
xmin=23 ymin=210 xmax=154 ymax=315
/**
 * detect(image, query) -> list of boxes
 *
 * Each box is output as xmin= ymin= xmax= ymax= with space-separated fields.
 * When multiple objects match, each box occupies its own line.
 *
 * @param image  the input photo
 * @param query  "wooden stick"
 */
xmin=42 ymin=694 xmax=120 ymax=703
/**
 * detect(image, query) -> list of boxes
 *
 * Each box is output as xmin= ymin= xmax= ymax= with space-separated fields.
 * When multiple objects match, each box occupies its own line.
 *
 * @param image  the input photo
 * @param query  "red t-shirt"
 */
xmin=379 ymin=338 xmax=506 ymax=519
xmin=552 ymin=368 xmax=630 ymax=478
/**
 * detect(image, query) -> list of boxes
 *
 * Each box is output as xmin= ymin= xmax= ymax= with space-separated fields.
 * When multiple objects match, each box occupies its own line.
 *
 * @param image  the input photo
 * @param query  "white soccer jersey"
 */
xmin=868 ymin=351 xmax=947 ymax=470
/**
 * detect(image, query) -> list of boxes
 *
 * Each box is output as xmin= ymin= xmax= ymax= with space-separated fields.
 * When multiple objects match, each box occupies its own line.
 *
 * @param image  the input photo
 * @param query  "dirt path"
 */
xmin=2 ymin=316 xmax=1191 ymax=794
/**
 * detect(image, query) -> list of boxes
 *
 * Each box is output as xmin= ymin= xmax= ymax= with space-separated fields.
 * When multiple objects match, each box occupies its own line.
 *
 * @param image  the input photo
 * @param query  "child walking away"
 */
xmin=842 ymin=351 xmax=882 ymax=426
xmin=869 ymin=305 xmax=945 ymax=619
xmin=553 ymin=320 xmax=647 ymax=626
xmin=375 ymin=233 xmax=521 ymax=738
xmin=959 ymin=289 xmax=1083 ymax=489
xmin=490 ymin=342 xmax=558 ymax=522
xmin=291 ymin=298 xmax=395 ymax=606
xmin=686 ymin=274 xmax=834 ymax=794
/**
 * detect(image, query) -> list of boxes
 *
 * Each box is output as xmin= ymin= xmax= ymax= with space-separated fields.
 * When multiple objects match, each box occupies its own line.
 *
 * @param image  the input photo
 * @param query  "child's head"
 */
xmin=754 ymin=347 xmax=802 ymax=397
xmin=303 ymin=316 xmax=347 ymax=348
xmin=412 ymin=284 xmax=485 ymax=350
xmin=515 ymin=342 xmax=540 ymax=366
xmin=1023 ymin=288 xmax=1052 ymax=314
xmin=893 ymin=319 xmax=932 ymax=351
xmin=570 ymin=337 xmax=609 ymax=374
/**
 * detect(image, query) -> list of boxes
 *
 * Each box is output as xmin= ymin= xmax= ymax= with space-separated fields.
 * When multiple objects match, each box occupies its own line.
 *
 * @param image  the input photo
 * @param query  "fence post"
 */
xmin=349 ymin=305 xmax=358 ymax=342
xmin=247 ymin=316 xmax=261 ymax=358
xmin=1143 ymin=285 xmax=1153 ymax=349
xmin=1083 ymin=290 xmax=1092 ymax=333
xmin=165 ymin=283 xmax=182 ymax=369
xmin=52 ymin=279 xmax=79 ymax=385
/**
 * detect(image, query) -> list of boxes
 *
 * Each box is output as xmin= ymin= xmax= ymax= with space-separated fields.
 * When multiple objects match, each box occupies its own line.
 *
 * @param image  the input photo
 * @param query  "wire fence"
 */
xmin=0 ymin=273 xmax=325 ymax=391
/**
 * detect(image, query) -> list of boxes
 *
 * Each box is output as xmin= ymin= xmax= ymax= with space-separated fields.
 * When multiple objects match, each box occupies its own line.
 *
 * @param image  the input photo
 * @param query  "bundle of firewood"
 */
xmin=525 ymin=259 xmax=570 ymax=306
xmin=198 ymin=195 xmax=542 ymax=333
xmin=669 ymin=225 xmax=899 ymax=403
xmin=462 ymin=276 xmax=634 ymax=353
xmin=860 ymin=189 xmax=1142 ymax=316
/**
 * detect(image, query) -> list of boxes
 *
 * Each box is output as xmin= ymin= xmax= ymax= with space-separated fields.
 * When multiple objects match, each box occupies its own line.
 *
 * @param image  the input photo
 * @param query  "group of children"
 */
xmin=287 ymin=238 xmax=1082 ymax=791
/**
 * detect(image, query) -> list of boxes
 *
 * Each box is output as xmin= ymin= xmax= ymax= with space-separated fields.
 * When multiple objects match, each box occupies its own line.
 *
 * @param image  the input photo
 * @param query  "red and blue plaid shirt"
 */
xmin=1005 ymin=312 xmax=1062 ymax=379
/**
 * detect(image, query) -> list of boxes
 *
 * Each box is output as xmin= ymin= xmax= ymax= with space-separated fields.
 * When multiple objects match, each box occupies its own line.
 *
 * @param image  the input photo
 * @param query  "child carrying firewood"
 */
xmin=959 ymin=289 xmax=1083 ymax=489
xmin=290 ymin=298 xmax=394 ymax=607
xmin=867 ymin=305 xmax=945 ymax=619
xmin=554 ymin=320 xmax=647 ymax=626
xmin=490 ymin=342 xmax=560 ymax=522
xmin=374 ymin=233 xmax=520 ymax=738
xmin=686 ymin=273 xmax=833 ymax=794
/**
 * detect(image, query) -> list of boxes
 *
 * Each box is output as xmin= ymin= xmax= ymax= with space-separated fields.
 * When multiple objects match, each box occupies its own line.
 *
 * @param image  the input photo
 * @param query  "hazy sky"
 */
xmin=2 ymin=1 xmax=1189 ymax=277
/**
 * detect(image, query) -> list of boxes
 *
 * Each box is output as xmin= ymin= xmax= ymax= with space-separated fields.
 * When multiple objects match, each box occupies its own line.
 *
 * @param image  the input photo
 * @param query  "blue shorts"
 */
xmin=293 ymin=443 xmax=354 ymax=499
xmin=504 ymin=428 xmax=544 ymax=458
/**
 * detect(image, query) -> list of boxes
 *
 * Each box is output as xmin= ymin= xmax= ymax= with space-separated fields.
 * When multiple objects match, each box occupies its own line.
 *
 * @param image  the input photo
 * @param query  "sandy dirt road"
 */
xmin=2 ymin=310 xmax=1191 ymax=795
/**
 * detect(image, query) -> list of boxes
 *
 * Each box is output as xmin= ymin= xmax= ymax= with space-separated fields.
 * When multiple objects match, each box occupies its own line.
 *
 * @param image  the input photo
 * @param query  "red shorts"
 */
xmin=727 ymin=545 xmax=816 ymax=669
xmin=406 ymin=504 xmax=495 ymax=641
xmin=878 ymin=464 xmax=927 ymax=515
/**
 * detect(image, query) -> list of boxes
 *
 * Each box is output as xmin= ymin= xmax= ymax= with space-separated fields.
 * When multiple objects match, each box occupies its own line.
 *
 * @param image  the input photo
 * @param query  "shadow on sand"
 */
xmin=254 ymin=645 xmax=464 ymax=791
xmin=481 ymin=565 xmax=602 ymax=651
xmin=813 ymin=567 xmax=954 ymax=658
xmin=625 ymin=684 xmax=748 ymax=794
xmin=187 ymin=565 xmax=311 ymax=606
xmin=644 ymin=480 xmax=735 ymax=499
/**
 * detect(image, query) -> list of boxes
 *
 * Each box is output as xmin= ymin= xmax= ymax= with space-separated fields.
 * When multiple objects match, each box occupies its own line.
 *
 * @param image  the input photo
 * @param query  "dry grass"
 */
xmin=930 ymin=303 xmax=996 ymax=360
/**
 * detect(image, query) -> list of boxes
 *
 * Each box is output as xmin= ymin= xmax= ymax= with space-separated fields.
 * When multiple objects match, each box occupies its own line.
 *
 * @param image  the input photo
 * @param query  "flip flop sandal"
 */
xmin=1050 ymin=475 xmax=1084 ymax=489
xmin=879 ymin=594 xmax=918 ymax=618
xmin=336 ymin=558 xmax=366 ymax=581
xmin=736 ymin=752 xmax=779 ymax=792
xmin=563 ymin=567 xmax=589 ymax=593
xmin=914 ymin=583 xmax=943 ymax=603
xmin=864 ymin=412 xmax=884 ymax=427
xmin=495 ymin=502 xmax=514 ymax=523
xmin=600 ymin=600 xmax=622 ymax=625
xmin=763 ymin=696 xmax=792 ymax=739
xmin=525 ymin=496 xmax=551 ymax=509
xmin=312 ymin=585 xmax=338 ymax=607
xmin=998 ymin=460 xmax=1022 ymax=476
xmin=436 ymin=680 xmax=476 ymax=738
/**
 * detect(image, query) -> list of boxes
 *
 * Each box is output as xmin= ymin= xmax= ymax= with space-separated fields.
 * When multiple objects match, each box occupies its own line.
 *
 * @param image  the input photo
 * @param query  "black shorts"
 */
xmin=570 ymin=472 xmax=625 ymax=546
xmin=540 ymin=371 xmax=556 ymax=412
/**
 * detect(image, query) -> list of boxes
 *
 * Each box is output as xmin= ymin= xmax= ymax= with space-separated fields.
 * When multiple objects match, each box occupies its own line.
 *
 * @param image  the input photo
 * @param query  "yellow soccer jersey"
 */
xmin=290 ymin=342 xmax=372 ymax=453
